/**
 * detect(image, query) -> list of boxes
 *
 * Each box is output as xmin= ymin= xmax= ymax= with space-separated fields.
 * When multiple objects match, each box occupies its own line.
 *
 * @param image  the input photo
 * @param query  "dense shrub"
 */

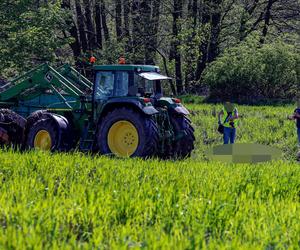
xmin=203 ymin=38 xmax=300 ymax=101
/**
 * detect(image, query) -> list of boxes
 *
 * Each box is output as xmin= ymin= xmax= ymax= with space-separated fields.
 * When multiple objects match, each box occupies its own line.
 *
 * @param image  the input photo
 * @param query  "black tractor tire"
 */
xmin=0 ymin=109 xmax=26 ymax=148
xmin=26 ymin=118 xmax=60 ymax=151
xmin=97 ymin=107 xmax=159 ymax=158
xmin=25 ymin=110 xmax=48 ymax=142
xmin=26 ymin=110 xmax=48 ymax=128
xmin=26 ymin=110 xmax=75 ymax=151
xmin=169 ymin=114 xmax=195 ymax=159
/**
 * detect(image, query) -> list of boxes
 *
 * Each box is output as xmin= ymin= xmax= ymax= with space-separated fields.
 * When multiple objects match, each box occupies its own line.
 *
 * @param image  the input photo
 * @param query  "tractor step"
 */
xmin=79 ymin=120 xmax=96 ymax=152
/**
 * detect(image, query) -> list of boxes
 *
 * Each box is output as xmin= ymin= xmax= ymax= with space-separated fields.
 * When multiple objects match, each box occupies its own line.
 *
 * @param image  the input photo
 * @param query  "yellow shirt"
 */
xmin=222 ymin=107 xmax=238 ymax=128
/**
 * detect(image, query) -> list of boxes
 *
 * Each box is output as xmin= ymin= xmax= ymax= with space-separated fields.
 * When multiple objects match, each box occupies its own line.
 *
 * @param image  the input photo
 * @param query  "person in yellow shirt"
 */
xmin=218 ymin=101 xmax=239 ymax=144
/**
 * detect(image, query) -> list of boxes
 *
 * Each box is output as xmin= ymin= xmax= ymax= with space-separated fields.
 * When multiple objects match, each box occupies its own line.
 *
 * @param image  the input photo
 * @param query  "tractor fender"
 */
xmin=169 ymin=105 xmax=190 ymax=116
xmin=50 ymin=113 xmax=69 ymax=131
xmin=26 ymin=110 xmax=72 ymax=150
xmin=100 ymin=99 xmax=159 ymax=118
xmin=156 ymin=98 xmax=190 ymax=116
xmin=44 ymin=113 xmax=72 ymax=150
xmin=142 ymin=106 xmax=159 ymax=115
xmin=26 ymin=110 xmax=69 ymax=131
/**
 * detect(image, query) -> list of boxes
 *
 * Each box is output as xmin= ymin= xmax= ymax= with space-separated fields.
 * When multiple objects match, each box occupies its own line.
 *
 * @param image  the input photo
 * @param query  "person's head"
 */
xmin=223 ymin=98 xmax=234 ymax=112
xmin=222 ymin=96 xmax=232 ymax=104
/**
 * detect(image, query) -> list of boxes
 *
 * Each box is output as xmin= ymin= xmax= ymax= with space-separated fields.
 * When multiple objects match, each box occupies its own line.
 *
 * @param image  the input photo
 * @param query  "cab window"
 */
xmin=95 ymin=71 xmax=129 ymax=100
xmin=95 ymin=71 xmax=114 ymax=99
xmin=134 ymin=73 xmax=162 ymax=97
xmin=115 ymin=71 xmax=129 ymax=96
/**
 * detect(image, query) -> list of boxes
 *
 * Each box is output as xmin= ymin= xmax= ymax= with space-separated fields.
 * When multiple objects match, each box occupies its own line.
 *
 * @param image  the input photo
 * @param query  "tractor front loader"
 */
xmin=0 ymin=63 xmax=195 ymax=158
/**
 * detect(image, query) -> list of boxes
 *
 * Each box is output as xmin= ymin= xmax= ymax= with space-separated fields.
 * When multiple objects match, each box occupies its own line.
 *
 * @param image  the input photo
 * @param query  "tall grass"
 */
xmin=0 ymin=103 xmax=299 ymax=249
xmin=189 ymin=103 xmax=298 ymax=161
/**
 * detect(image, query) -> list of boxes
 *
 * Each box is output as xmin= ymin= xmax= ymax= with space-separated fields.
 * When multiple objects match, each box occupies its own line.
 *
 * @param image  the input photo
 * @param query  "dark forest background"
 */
xmin=0 ymin=0 xmax=299 ymax=99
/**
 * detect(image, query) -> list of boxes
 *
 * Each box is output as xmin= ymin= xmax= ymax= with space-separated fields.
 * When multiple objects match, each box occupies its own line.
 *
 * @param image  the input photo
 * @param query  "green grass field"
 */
xmin=1 ymin=103 xmax=300 ymax=249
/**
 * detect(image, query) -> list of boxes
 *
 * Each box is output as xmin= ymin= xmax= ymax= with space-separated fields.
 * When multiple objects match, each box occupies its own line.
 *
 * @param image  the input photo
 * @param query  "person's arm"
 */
xmin=218 ymin=110 xmax=224 ymax=124
xmin=294 ymin=112 xmax=300 ymax=119
xmin=288 ymin=110 xmax=299 ymax=120
xmin=232 ymin=108 xmax=239 ymax=120
xmin=288 ymin=114 xmax=295 ymax=120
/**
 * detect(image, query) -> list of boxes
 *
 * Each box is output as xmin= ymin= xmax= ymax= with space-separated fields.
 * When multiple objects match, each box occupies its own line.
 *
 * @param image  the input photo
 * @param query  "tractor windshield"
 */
xmin=135 ymin=72 xmax=171 ymax=98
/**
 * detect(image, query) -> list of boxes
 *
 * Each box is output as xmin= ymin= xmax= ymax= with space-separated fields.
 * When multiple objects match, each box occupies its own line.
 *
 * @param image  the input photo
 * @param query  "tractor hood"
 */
xmin=138 ymin=72 xmax=172 ymax=81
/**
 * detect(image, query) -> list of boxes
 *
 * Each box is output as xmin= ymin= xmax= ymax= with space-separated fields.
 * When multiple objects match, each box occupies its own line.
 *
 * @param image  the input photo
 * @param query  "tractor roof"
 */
xmin=93 ymin=65 xmax=160 ymax=72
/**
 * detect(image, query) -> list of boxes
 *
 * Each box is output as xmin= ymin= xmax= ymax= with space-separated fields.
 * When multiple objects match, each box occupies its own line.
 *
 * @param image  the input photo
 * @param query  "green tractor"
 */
xmin=0 ymin=63 xmax=195 ymax=158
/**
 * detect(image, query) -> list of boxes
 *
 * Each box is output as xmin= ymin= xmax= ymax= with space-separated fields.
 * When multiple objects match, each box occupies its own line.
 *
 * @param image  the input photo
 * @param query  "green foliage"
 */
xmin=92 ymin=38 xmax=148 ymax=66
xmin=203 ymin=37 xmax=300 ymax=100
xmin=180 ymin=95 xmax=206 ymax=104
xmin=0 ymin=1 xmax=70 ymax=78
xmin=92 ymin=40 xmax=125 ymax=65
xmin=1 ymin=103 xmax=300 ymax=248
xmin=179 ymin=19 xmax=209 ymax=89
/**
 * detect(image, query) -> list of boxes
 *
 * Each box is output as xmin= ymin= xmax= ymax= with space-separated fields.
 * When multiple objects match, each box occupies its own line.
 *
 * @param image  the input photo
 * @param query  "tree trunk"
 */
xmin=100 ymin=0 xmax=110 ymax=42
xmin=260 ymin=0 xmax=273 ymax=44
xmin=61 ymin=0 xmax=81 ymax=59
xmin=83 ymin=0 xmax=95 ymax=50
xmin=115 ymin=0 xmax=123 ymax=42
xmin=131 ymin=0 xmax=144 ymax=64
xmin=146 ymin=0 xmax=161 ymax=65
xmin=170 ymin=0 xmax=183 ymax=94
xmin=142 ymin=0 xmax=153 ymax=64
xmin=195 ymin=1 xmax=210 ymax=81
xmin=156 ymin=49 xmax=177 ymax=95
xmin=195 ymin=0 xmax=221 ymax=81
xmin=95 ymin=2 xmax=103 ymax=49
xmin=239 ymin=0 xmax=260 ymax=41
xmin=123 ymin=0 xmax=132 ymax=53
xmin=75 ymin=0 xmax=88 ymax=52
xmin=207 ymin=0 xmax=222 ymax=63
xmin=188 ymin=0 xmax=198 ymax=25
xmin=239 ymin=11 xmax=248 ymax=41
xmin=185 ymin=0 xmax=198 ymax=91
xmin=35 ymin=0 xmax=40 ymax=8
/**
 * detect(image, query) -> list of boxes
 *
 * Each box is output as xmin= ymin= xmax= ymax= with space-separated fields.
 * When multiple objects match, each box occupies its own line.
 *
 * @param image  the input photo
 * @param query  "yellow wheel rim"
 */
xmin=108 ymin=120 xmax=139 ymax=157
xmin=34 ymin=130 xmax=52 ymax=150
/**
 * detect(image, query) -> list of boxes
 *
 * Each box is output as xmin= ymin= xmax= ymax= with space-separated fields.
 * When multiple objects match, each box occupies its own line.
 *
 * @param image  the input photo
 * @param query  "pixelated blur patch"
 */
xmin=224 ymin=102 xmax=234 ymax=112
xmin=207 ymin=143 xmax=282 ymax=163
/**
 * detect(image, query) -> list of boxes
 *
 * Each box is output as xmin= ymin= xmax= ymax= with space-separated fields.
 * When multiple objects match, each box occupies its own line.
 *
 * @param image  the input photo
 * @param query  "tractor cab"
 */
xmin=88 ymin=64 xmax=194 ymax=158
xmin=93 ymin=65 xmax=171 ymax=101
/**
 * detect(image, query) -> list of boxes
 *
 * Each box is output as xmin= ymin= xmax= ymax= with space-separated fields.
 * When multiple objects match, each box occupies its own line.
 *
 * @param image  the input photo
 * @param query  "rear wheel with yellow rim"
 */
xmin=97 ymin=107 xmax=159 ymax=158
xmin=108 ymin=120 xmax=139 ymax=157
xmin=168 ymin=115 xmax=195 ymax=159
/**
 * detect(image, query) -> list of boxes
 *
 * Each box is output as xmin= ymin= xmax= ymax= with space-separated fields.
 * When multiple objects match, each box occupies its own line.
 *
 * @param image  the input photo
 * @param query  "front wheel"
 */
xmin=26 ymin=118 xmax=59 ymax=151
xmin=0 ymin=109 xmax=26 ymax=148
xmin=97 ymin=108 xmax=159 ymax=158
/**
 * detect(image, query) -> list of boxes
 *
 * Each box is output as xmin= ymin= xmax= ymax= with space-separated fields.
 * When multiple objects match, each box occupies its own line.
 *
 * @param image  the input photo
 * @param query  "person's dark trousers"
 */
xmin=297 ymin=128 xmax=300 ymax=146
xmin=223 ymin=127 xmax=236 ymax=144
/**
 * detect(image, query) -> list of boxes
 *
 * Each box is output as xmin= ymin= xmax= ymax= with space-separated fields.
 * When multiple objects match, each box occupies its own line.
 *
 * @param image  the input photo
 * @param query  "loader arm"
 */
xmin=0 ymin=63 xmax=93 ymax=108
